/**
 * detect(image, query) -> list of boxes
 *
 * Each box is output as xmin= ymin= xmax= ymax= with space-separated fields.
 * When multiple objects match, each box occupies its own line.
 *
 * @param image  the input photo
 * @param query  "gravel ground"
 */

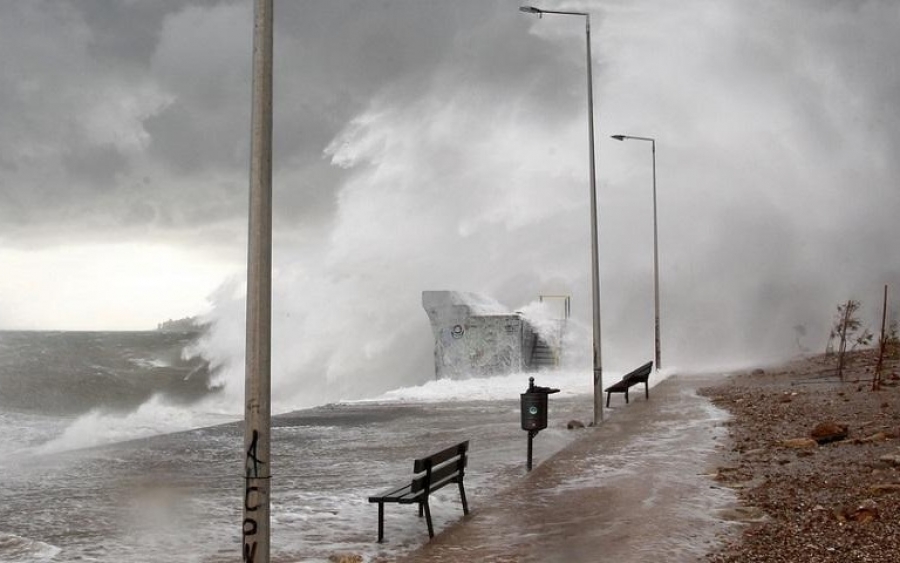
xmin=700 ymin=350 xmax=900 ymax=563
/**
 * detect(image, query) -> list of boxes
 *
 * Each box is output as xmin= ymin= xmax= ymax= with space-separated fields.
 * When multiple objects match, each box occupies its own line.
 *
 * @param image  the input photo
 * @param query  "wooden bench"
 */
xmin=604 ymin=361 xmax=653 ymax=407
xmin=368 ymin=441 xmax=470 ymax=543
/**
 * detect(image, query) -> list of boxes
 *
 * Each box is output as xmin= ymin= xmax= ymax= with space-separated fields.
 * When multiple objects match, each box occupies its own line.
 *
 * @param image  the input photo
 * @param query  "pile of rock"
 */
xmin=701 ymin=351 xmax=900 ymax=563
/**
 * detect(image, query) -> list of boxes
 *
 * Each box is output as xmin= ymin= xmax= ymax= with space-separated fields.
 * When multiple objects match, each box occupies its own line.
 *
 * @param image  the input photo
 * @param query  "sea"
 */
xmin=0 ymin=330 xmax=606 ymax=563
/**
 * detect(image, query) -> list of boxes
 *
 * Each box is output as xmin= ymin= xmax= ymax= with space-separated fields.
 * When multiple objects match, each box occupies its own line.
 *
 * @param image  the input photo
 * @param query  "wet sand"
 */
xmin=373 ymin=373 xmax=740 ymax=563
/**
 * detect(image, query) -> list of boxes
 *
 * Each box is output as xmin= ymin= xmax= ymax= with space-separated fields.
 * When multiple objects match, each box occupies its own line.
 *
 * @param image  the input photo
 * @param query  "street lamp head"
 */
xmin=611 ymin=134 xmax=655 ymax=144
xmin=519 ymin=6 xmax=543 ymax=15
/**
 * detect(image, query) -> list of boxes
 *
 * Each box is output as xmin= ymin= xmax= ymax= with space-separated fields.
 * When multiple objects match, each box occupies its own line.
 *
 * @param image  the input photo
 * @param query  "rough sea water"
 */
xmin=0 ymin=330 xmax=616 ymax=563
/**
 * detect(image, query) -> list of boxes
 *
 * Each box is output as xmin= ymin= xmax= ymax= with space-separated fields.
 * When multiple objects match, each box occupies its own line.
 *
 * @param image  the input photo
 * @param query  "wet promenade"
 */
xmin=387 ymin=374 xmax=739 ymax=563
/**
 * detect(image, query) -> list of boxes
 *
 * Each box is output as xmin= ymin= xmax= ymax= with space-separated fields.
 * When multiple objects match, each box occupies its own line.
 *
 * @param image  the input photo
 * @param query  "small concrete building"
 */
xmin=422 ymin=291 xmax=560 ymax=379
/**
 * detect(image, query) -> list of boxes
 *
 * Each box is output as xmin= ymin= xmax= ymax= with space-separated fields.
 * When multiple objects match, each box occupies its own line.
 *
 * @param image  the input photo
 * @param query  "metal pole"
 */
xmin=875 ymin=285 xmax=888 ymax=390
xmin=244 ymin=1 xmax=273 ymax=562
xmin=519 ymin=6 xmax=602 ymax=425
xmin=584 ymin=15 xmax=603 ymax=426
xmin=610 ymin=134 xmax=660 ymax=371
xmin=527 ymin=430 xmax=535 ymax=471
xmin=651 ymin=139 xmax=660 ymax=371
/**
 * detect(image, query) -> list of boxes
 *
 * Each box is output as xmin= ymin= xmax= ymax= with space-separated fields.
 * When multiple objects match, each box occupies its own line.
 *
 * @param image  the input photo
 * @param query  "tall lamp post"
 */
xmin=611 ymin=134 xmax=661 ymax=371
xmin=520 ymin=6 xmax=603 ymax=425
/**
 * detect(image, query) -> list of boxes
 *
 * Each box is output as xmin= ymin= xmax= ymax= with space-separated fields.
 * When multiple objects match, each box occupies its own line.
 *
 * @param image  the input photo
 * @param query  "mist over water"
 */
xmin=177 ymin=0 xmax=900 ymax=417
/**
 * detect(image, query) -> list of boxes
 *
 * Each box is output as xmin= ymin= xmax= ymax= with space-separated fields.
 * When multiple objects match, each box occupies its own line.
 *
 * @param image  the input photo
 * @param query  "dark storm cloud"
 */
xmin=61 ymin=143 xmax=130 ymax=188
xmin=75 ymin=0 xmax=193 ymax=68
xmin=0 ymin=0 xmax=556 ymax=246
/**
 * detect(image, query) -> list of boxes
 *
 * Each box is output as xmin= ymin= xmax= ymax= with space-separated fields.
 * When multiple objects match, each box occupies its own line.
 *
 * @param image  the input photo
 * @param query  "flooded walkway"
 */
xmin=385 ymin=374 xmax=738 ymax=563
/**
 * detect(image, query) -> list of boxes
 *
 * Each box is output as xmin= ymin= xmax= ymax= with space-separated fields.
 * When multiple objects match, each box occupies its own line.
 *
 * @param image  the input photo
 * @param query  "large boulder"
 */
xmin=835 ymin=499 xmax=880 ymax=523
xmin=810 ymin=421 xmax=849 ymax=444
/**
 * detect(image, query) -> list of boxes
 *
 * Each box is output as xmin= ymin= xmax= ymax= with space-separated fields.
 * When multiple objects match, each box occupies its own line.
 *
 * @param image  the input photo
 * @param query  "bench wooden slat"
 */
xmin=624 ymin=361 xmax=653 ymax=382
xmin=411 ymin=457 xmax=466 ymax=493
xmin=413 ymin=441 xmax=468 ymax=473
xmin=368 ymin=484 xmax=417 ymax=503
xmin=605 ymin=380 xmax=631 ymax=392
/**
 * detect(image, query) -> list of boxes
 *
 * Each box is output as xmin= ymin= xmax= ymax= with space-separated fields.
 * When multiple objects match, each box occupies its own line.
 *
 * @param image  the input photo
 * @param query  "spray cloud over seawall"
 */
xmin=185 ymin=0 xmax=900 ymax=415
xmin=190 ymin=73 xmax=597 ymax=413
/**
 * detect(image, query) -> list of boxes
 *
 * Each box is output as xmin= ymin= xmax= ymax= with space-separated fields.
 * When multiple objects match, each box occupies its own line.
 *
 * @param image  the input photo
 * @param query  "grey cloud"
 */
xmin=62 ymin=143 xmax=129 ymax=189
xmin=144 ymin=100 xmax=232 ymax=174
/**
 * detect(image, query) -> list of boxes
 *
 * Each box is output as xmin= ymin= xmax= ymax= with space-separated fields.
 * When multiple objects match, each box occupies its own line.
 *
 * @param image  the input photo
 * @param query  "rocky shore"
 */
xmin=701 ymin=350 xmax=900 ymax=562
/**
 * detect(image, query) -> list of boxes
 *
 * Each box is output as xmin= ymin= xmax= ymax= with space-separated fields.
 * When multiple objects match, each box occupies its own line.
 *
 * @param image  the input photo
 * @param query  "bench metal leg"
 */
xmin=606 ymin=391 xmax=611 ymax=408
xmin=422 ymin=500 xmax=434 ymax=538
xmin=376 ymin=502 xmax=385 ymax=543
xmin=645 ymin=381 xmax=649 ymax=399
xmin=458 ymin=480 xmax=469 ymax=515
xmin=625 ymin=388 xmax=629 ymax=404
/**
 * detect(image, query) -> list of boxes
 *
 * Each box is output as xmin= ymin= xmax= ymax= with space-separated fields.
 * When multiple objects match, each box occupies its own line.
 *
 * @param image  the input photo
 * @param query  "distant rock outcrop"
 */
xmin=156 ymin=316 xmax=203 ymax=333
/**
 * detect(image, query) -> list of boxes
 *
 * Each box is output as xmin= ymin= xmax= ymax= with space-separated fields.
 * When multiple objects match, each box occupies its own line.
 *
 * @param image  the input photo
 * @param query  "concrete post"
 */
xmin=243 ymin=1 xmax=273 ymax=562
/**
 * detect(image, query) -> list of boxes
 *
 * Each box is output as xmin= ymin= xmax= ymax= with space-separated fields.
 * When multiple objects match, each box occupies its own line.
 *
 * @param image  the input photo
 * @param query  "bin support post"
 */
xmin=526 ymin=430 xmax=538 ymax=471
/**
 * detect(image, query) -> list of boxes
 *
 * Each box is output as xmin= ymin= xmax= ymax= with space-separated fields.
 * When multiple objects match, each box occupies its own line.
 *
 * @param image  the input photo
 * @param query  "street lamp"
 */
xmin=611 ymin=134 xmax=661 ymax=371
xmin=520 ymin=5 xmax=603 ymax=425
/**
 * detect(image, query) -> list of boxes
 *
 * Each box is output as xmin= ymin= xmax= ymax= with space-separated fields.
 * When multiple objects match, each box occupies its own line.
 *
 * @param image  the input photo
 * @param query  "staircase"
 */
xmin=530 ymin=335 xmax=559 ymax=369
xmin=526 ymin=294 xmax=570 ymax=370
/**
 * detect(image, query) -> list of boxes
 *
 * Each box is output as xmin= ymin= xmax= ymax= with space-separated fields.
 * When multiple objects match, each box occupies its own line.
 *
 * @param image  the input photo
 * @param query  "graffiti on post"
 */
xmin=246 ymin=428 xmax=263 ymax=479
xmin=243 ymin=429 xmax=265 ymax=562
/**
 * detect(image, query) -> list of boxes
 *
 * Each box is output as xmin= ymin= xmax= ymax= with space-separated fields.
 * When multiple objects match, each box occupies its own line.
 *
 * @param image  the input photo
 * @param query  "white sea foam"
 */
xmin=0 ymin=533 xmax=61 ymax=562
xmin=29 ymin=364 xmax=673 ymax=454
xmin=129 ymin=357 xmax=171 ymax=369
xmin=354 ymin=366 xmax=674 ymax=404
xmin=363 ymin=369 xmax=594 ymax=403
xmin=0 ymin=411 xmax=69 ymax=456
xmin=34 ymin=394 xmax=235 ymax=454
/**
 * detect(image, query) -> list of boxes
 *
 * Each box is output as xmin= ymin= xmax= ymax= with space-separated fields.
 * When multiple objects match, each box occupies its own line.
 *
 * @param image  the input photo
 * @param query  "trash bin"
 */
xmin=521 ymin=391 xmax=548 ymax=431
xmin=520 ymin=377 xmax=560 ymax=471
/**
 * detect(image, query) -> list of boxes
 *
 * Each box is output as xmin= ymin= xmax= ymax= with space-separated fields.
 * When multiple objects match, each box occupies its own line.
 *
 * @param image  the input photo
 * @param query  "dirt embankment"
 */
xmin=701 ymin=350 xmax=900 ymax=563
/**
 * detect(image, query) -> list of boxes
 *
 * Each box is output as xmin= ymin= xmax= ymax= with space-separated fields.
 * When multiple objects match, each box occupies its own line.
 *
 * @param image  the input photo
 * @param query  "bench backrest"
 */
xmin=411 ymin=441 xmax=469 ymax=494
xmin=623 ymin=361 xmax=653 ymax=383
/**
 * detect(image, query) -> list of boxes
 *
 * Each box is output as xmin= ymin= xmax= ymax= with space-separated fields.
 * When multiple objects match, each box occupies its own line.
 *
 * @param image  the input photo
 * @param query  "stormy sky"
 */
xmin=1 ymin=0 xmax=899 ymax=404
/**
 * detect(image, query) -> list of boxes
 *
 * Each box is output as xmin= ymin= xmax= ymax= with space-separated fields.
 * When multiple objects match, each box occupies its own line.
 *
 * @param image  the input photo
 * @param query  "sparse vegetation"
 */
xmin=827 ymin=299 xmax=873 ymax=380
xmin=884 ymin=320 xmax=900 ymax=360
